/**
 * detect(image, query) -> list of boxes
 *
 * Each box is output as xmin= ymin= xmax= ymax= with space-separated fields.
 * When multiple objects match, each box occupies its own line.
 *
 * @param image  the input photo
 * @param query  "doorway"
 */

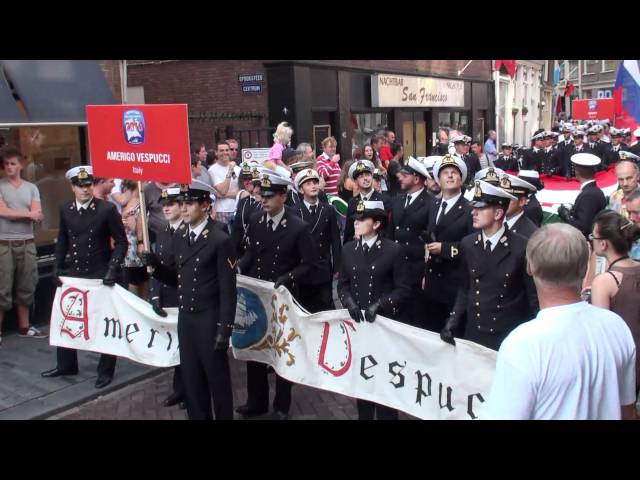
xmin=399 ymin=111 xmax=429 ymax=158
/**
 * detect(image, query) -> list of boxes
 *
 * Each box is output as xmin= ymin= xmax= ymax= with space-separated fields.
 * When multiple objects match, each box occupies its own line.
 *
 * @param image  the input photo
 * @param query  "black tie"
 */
xmin=170 ymin=226 xmax=175 ymax=234
xmin=437 ymin=202 xmax=448 ymax=224
xmin=310 ymin=205 xmax=317 ymax=216
xmin=485 ymin=239 xmax=492 ymax=252
xmin=363 ymin=243 xmax=370 ymax=255
xmin=267 ymin=219 xmax=274 ymax=231
xmin=189 ymin=231 xmax=197 ymax=245
xmin=405 ymin=194 xmax=412 ymax=208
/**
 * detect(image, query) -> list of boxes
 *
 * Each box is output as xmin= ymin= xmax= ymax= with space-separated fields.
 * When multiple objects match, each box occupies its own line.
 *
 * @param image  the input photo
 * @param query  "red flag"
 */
xmin=495 ymin=60 xmax=517 ymax=79
xmin=556 ymin=95 xmax=564 ymax=113
xmin=564 ymin=83 xmax=575 ymax=97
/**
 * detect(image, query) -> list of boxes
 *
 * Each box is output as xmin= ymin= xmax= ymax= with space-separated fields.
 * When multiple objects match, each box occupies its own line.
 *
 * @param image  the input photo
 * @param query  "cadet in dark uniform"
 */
xmin=343 ymin=160 xmax=389 ymax=244
xmin=558 ymin=153 xmax=608 ymax=237
xmin=286 ymin=159 xmax=329 ymax=207
xmin=501 ymin=174 xmax=539 ymax=239
xmin=494 ymin=143 xmax=519 ymax=171
xmin=387 ymin=157 xmax=434 ymax=327
xmin=42 ymin=166 xmax=127 ymax=389
xmin=231 ymin=163 xmax=263 ymax=256
xmin=291 ymin=168 xmax=342 ymax=313
xmin=372 ymin=168 xmax=392 ymax=205
xmin=628 ymin=128 xmax=640 ymax=156
xmin=236 ymin=172 xmax=318 ymax=420
xmin=542 ymin=132 xmax=561 ymax=175
xmin=338 ymin=200 xmax=412 ymax=420
xmin=143 ymin=180 xmax=237 ymax=420
xmin=585 ymin=126 xmax=606 ymax=166
xmin=423 ymin=154 xmax=474 ymax=332
xmin=518 ymin=170 xmax=545 ymax=227
xmin=522 ymin=132 xmax=547 ymax=173
xmin=146 ymin=187 xmax=186 ymax=410
xmin=562 ymin=130 xmax=587 ymax=179
xmin=440 ymin=180 xmax=539 ymax=351
xmin=603 ymin=128 xmax=629 ymax=168
xmin=451 ymin=135 xmax=480 ymax=186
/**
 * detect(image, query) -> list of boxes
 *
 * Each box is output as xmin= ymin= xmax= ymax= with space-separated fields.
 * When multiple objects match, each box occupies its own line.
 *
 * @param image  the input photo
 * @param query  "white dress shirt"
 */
xmin=436 ymin=192 xmax=462 ymax=223
xmin=361 ymin=234 xmax=378 ymax=249
xmin=505 ymin=211 xmax=525 ymax=230
xmin=188 ymin=218 xmax=208 ymax=241
xmin=482 ymin=225 xmax=506 ymax=251
xmin=267 ymin=208 xmax=286 ymax=230
xmin=76 ymin=198 xmax=93 ymax=210
xmin=405 ymin=188 xmax=424 ymax=207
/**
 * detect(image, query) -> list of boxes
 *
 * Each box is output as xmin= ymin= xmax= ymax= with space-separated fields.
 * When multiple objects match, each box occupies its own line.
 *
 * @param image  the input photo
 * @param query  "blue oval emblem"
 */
xmin=232 ymin=287 xmax=269 ymax=349
xmin=123 ymin=109 xmax=145 ymax=145
xmin=588 ymin=100 xmax=598 ymax=111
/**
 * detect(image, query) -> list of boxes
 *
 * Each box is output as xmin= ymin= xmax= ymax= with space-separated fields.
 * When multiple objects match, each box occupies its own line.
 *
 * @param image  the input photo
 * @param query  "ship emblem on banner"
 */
xmin=123 ymin=109 xmax=145 ymax=145
xmin=232 ymin=288 xmax=269 ymax=349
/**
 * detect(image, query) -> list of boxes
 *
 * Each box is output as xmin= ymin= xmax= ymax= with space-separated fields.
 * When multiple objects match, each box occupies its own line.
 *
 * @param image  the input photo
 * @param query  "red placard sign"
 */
xmin=571 ymin=98 xmax=615 ymax=121
xmin=86 ymin=104 xmax=191 ymax=184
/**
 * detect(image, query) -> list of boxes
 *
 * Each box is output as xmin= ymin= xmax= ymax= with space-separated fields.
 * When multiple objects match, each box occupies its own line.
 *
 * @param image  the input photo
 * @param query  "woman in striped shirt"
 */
xmin=316 ymin=136 xmax=342 ymax=196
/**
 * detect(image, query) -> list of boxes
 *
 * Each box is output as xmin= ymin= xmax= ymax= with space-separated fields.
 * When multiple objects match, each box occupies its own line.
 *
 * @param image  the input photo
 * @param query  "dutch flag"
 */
xmin=614 ymin=60 xmax=640 ymax=140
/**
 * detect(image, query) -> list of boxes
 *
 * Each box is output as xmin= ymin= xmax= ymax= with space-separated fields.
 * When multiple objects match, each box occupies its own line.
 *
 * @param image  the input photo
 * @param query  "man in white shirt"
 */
xmin=208 ymin=141 xmax=240 ymax=230
xmin=484 ymin=223 xmax=637 ymax=420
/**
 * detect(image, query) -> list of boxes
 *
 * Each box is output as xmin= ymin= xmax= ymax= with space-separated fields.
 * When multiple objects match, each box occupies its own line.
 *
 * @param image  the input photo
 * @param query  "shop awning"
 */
xmin=0 ymin=60 xmax=117 ymax=125
xmin=0 ymin=67 xmax=27 ymax=123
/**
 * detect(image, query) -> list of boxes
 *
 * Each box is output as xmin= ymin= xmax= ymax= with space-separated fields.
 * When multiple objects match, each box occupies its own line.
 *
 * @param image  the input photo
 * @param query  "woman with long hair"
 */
xmin=590 ymin=210 xmax=640 ymax=397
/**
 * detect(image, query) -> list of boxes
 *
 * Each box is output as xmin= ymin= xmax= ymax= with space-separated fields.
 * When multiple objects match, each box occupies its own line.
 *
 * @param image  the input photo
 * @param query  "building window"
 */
xmin=584 ymin=60 xmax=599 ymax=75
xmin=602 ymin=60 xmax=617 ymax=72
xmin=351 ymin=112 xmax=388 ymax=153
xmin=568 ymin=60 xmax=579 ymax=80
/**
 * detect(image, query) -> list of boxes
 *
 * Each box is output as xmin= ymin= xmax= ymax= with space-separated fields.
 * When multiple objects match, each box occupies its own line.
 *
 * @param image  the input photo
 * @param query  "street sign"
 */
xmin=241 ymin=148 xmax=271 ymax=164
xmin=86 ymin=104 xmax=191 ymax=184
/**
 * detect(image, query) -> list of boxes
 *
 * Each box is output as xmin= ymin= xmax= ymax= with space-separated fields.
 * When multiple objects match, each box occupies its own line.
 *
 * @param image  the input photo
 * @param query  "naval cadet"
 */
xmin=387 ymin=156 xmax=434 ymax=327
xmin=42 ymin=166 xmax=127 ymax=389
xmin=494 ymin=143 xmax=519 ymax=171
xmin=291 ymin=168 xmax=342 ymax=313
xmin=518 ymin=170 xmax=545 ymax=227
xmin=440 ymin=180 xmax=539 ymax=351
xmin=236 ymin=172 xmax=318 ymax=420
xmin=501 ymin=174 xmax=539 ymax=239
xmin=423 ymin=154 xmax=475 ymax=332
xmin=231 ymin=163 xmax=263 ymax=256
xmin=522 ymin=132 xmax=547 ymax=173
xmin=143 ymin=180 xmax=237 ymax=420
xmin=337 ymin=200 xmax=412 ymax=420
xmin=557 ymin=153 xmax=607 ymax=238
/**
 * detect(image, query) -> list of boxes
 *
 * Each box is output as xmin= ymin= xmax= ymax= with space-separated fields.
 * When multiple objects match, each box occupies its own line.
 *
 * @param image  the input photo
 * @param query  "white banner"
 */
xmin=371 ymin=74 xmax=465 ymax=108
xmin=241 ymin=148 xmax=271 ymax=164
xmin=232 ymin=275 xmax=497 ymax=420
xmin=49 ymin=277 xmax=180 ymax=368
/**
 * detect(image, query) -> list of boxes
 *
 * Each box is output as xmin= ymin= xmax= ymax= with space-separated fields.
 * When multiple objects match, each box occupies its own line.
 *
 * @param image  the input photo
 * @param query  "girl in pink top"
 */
xmin=269 ymin=122 xmax=293 ymax=168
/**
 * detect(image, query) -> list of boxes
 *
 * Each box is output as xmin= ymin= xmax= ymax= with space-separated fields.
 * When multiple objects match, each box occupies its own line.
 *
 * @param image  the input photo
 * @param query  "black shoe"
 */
xmin=179 ymin=401 xmax=187 ymax=410
xmin=163 ymin=392 xmax=184 ymax=407
xmin=270 ymin=410 xmax=289 ymax=420
xmin=41 ymin=367 xmax=78 ymax=378
xmin=235 ymin=404 xmax=269 ymax=418
xmin=95 ymin=376 xmax=113 ymax=389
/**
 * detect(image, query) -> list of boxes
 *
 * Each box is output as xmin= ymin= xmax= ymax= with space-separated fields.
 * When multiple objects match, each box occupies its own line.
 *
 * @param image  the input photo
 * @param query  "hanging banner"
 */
xmin=232 ymin=276 xmax=497 ymax=420
xmin=86 ymin=104 xmax=192 ymax=183
xmin=371 ymin=74 xmax=465 ymax=108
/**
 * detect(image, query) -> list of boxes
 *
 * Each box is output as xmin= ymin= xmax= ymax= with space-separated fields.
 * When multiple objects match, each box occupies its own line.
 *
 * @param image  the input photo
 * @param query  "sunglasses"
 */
xmin=229 ymin=148 xmax=238 ymax=151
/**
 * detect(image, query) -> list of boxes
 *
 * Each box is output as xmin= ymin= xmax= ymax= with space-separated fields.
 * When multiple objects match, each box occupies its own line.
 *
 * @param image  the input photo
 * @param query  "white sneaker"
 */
xmin=18 ymin=326 xmax=48 ymax=338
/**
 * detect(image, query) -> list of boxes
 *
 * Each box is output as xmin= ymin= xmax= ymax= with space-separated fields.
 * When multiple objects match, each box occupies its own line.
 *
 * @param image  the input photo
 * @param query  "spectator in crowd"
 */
xmin=0 ymin=148 xmax=46 ymax=344
xmin=484 ymin=223 xmax=637 ymax=420
xmin=316 ymin=137 xmax=342 ymax=196
xmin=385 ymin=142 xmax=404 ymax=197
xmin=120 ymin=180 xmax=149 ymax=299
xmin=471 ymin=141 xmax=493 ymax=170
xmin=484 ymin=130 xmax=498 ymax=163
xmin=297 ymin=142 xmax=315 ymax=164
xmin=269 ymin=122 xmax=293 ymax=168
xmin=227 ymin=138 xmax=240 ymax=164
xmin=144 ymin=180 xmax=179 ymax=244
xmin=206 ymin=150 xmax=216 ymax=167
xmin=109 ymin=180 xmax=129 ymax=214
xmin=590 ymin=210 xmax=640 ymax=400
xmin=626 ymin=189 xmax=640 ymax=260
xmin=338 ymin=159 xmax=357 ymax=202
xmin=362 ymin=144 xmax=388 ymax=192
xmin=608 ymin=160 xmax=640 ymax=219
xmin=370 ymin=134 xmax=385 ymax=168
xmin=434 ymin=127 xmax=450 ymax=155
xmin=92 ymin=177 xmax=116 ymax=201
xmin=378 ymin=130 xmax=395 ymax=166
xmin=208 ymin=141 xmax=240 ymax=229
xmin=191 ymin=153 xmax=212 ymax=186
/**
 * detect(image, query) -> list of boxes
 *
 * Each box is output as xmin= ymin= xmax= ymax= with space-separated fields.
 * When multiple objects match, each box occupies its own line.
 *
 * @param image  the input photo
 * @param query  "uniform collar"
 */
xmin=440 ymin=192 xmax=461 ymax=208
xmin=482 ymin=225 xmax=506 ymax=251
xmin=406 ymin=187 xmax=424 ymax=204
xmin=304 ymin=198 xmax=319 ymax=211
xmin=505 ymin=211 xmax=525 ymax=230
xmin=359 ymin=189 xmax=374 ymax=201
xmin=580 ymin=179 xmax=596 ymax=191
xmin=267 ymin=208 xmax=286 ymax=229
xmin=361 ymin=233 xmax=378 ymax=249
xmin=76 ymin=197 xmax=94 ymax=210
xmin=188 ymin=218 xmax=208 ymax=239
xmin=169 ymin=220 xmax=183 ymax=231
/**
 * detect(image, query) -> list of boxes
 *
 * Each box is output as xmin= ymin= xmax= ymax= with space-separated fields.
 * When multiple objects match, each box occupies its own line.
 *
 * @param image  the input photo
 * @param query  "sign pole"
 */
xmin=137 ymin=181 xmax=152 ymax=273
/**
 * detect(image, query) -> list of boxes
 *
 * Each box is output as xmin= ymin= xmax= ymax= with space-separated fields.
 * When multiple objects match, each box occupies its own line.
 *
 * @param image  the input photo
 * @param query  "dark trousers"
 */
xmin=172 ymin=366 xmax=185 ymax=397
xmin=356 ymin=399 xmax=398 ymax=420
xmin=421 ymin=300 xmax=454 ymax=333
xmin=245 ymin=361 xmax=293 ymax=414
xmin=178 ymin=311 xmax=233 ymax=420
xmin=56 ymin=347 xmax=116 ymax=378
xmin=296 ymin=281 xmax=335 ymax=313
xmin=401 ymin=282 xmax=430 ymax=329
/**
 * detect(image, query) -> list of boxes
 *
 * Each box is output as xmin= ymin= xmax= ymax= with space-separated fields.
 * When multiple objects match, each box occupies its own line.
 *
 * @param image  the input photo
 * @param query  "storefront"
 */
xmin=0 ymin=60 xmax=117 ymax=328
xmin=265 ymin=62 xmax=494 ymax=159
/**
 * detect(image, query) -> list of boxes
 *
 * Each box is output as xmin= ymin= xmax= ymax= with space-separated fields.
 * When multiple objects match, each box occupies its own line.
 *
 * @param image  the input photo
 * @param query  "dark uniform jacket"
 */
xmin=562 ymin=142 xmax=587 ymax=178
xmin=629 ymin=142 xmax=640 ymax=156
xmin=603 ymin=143 xmax=628 ymax=168
xmin=522 ymin=147 xmax=547 ymax=173
xmin=238 ymin=209 xmax=318 ymax=285
xmin=150 ymin=222 xmax=181 ymax=308
xmin=387 ymin=189 xmax=435 ymax=286
xmin=343 ymin=190 xmax=390 ymax=244
xmin=585 ymin=140 xmax=607 ymax=163
xmin=337 ymin=237 xmax=412 ymax=320
xmin=231 ymin=195 xmax=262 ymax=256
xmin=461 ymin=153 xmax=481 ymax=186
xmin=543 ymin=146 xmax=561 ymax=175
xmin=55 ymin=197 xmax=127 ymax=278
xmin=494 ymin=154 xmax=519 ymax=171
xmin=564 ymin=181 xmax=607 ymax=237
xmin=153 ymin=219 xmax=237 ymax=325
xmin=292 ymin=200 xmax=342 ymax=285
xmin=506 ymin=212 xmax=538 ymax=239
xmin=452 ymin=229 xmax=539 ymax=351
xmin=286 ymin=189 xmax=328 ymax=208
xmin=423 ymin=194 xmax=475 ymax=306
xmin=524 ymin=195 xmax=544 ymax=227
